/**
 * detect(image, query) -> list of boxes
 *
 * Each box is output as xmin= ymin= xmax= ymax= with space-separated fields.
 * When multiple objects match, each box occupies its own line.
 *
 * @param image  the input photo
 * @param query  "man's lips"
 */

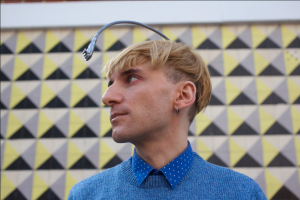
xmin=110 ymin=113 xmax=127 ymax=122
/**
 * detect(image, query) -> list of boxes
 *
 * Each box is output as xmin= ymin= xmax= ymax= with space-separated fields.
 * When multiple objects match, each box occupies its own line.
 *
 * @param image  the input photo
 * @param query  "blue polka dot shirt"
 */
xmin=132 ymin=141 xmax=194 ymax=189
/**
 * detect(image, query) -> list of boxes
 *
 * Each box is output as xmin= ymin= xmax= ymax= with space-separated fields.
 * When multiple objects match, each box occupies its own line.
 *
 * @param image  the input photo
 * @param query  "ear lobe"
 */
xmin=175 ymin=81 xmax=196 ymax=110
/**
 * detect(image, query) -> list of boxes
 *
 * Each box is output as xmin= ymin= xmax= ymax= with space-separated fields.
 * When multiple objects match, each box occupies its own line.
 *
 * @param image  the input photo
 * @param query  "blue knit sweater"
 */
xmin=68 ymin=153 xmax=267 ymax=199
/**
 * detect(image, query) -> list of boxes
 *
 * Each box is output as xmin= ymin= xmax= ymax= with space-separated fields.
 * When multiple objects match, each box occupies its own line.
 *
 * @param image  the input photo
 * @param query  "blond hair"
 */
xmin=102 ymin=40 xmax=212 ymax=122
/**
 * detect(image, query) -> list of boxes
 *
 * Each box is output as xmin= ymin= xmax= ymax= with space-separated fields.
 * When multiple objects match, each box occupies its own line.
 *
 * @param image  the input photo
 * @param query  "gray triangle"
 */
xmin=189 ymin=139 xmax=197 ymax=152
xmin=215 ymin=139 xmax=230 ymax=166
xmin=85 ymin=141 xmax=99 ymax=168
xmin=244 ymin=108 xmax=260 ymax=134
xmin=4 ymin=33 xmax=17 ymax=53
xmin=24 ymin=112 xmax=39 ymax=138
xmin=1 ymin=57 xmax=14 ymax=80
xmin=32 ymin=32 xmax=45 ymax=53
xmin=30 ymin=57 xmax=44 ymax=79
xmin=243 ymin=80 xmax=257 ymax=104
xmin=50 ymin=172 xmax=66 ymax=200
xmin=271 ymin=52 xmax=285 ymax=75
xmin=18 ymin=173 xmax=33 ymax=200
xmin=254 ymin=171 xmax=266 ymax=195
xmin=21 ymin=143 xmax=36 ymax=169
xmin=248 ymin=138 xmax=264 ymax=166
xmin=277 ymin=106 xmax=293 ymax=134
xmin=53 ymin=142 xmax=68 ymax=168
xmin=120 ymin=30 xmax=133 ymax=47
xmin=1 ymin=84 xmax=11 ymax=109
xmin=285 ymin=170 xmax=300 ymax=198
xmin=55 ymin=112 xmax=69 ymax=137
xmin=89 ymin=55 xmax=102 ymax=78
xmin=149 ymin=27 xmax=163 ymax=40
xmin=208 ymin=28 xmax=222 ymax=49
xmin=178 ymin=29 xmax=192 ymax=46
xmin=269 ymin=27 xmax=282 ymax=48
xmin=95 ymin=31 xmax=103 ymax=50
xmin=241 ymin=52 xmax=254 ymax=75
xmin=189 ymin=118 xmax=196 ymax=135
xmin=274 ymin=80 xmax=289 ymax=104
xmin=87 ymin=82 xmax=101 ymax=107
xmin=282 ymin=139 xmax=297 ymax=165
xmin=60 ymin=56 xmax=73 ymax=79
xmin=213 ymin=110 xmax=228 ymax=135
xmin=212 ymin=80 xmax=226 ymax=104
xmin=27 ymin=83 xmax=41 ymax=108
xmin=209 ymin=53 xmax=224 ymax=75
xmin=61 ymin=32 xmax=74 ymax=52
xmin=86 ymin=112 xmax=100 ymax=136
xmin=57 ymin=83 xmax=71 ymax=108
xmin=0 ymin=112 xmax=8 ymax=138
xmin=239 ymin=27 xmax=252 ymax=48
xmin=116 ymin=143 xmax=132 ymax=161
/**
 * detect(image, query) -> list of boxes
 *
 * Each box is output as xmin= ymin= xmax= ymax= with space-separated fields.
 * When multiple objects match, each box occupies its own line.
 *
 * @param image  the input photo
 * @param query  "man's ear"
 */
xmin=174 ymin=81 xmax=196 ymax=110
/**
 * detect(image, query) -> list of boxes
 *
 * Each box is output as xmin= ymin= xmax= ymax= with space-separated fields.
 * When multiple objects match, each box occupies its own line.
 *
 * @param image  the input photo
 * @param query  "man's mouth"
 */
xmin=110 ymin=113 xmax=127 ymax=122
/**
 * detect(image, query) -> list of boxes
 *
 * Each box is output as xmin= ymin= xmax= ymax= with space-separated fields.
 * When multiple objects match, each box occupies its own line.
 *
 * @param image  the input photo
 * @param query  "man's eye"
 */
xmin=129 ymin=76 xmax=138 ymax=83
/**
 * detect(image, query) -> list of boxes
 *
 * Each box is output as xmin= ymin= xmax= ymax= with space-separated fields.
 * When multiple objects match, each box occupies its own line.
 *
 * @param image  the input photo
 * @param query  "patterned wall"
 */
xmin=1 ymin=23 xmax=300 ymax=200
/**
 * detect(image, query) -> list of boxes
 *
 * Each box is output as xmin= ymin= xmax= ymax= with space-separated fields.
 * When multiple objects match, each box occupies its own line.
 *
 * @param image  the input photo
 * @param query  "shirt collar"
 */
xmin=132 ymin=141 xmax=194 ymax=189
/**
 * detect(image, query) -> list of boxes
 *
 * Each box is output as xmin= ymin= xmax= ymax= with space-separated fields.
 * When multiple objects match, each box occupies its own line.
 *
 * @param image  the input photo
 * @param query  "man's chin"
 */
xmin=111 ymin=128 xmax=131 ymax=143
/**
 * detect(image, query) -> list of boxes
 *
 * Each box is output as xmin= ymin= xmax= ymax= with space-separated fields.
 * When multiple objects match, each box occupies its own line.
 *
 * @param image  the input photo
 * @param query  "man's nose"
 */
xmin=102 ymin=85 xmax=123 ymax=107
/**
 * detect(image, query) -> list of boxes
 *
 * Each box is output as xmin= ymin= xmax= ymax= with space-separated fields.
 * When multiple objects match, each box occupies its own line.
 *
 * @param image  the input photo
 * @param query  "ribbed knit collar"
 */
xmin=132 ymin=141 xmax=194 ymax=189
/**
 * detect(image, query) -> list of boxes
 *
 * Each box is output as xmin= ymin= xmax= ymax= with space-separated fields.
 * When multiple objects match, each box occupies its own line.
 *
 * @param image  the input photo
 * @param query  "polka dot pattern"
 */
xmin=132 ymin=141 xmax=194 ymax=189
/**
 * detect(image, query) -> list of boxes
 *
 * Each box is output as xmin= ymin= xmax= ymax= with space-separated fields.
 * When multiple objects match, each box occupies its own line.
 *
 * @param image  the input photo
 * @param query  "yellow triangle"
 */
xmin=191 ymin=26 xmax=207 ymax=49
xmin=43 ymin=55 xmax=58 ymax=79
xmin=162 ymin=27 xmax=178 ymax=41
xmin=229 ymin=138 xmax=246 ymax=167
xmin=74 ymin=29 xmax=89 ymax=52
xmin=294 ymin=137 xmax=300 ymax=166
xmin=251 ymin=25 xmax=267 ymax=48
xmin=197 ymin=138 xmax=213 ymax=160
xmin=34 ymin=141 xmax=52 ymax=169
xmin=40 ymin=82 xmax=56 ymax=108
xmin=225 ymin=79 xmax=241 ymax=104
xmin=1 ymin=173 xmax=16 ymax=199
xmin=281 ymin=25 xmax=297 ymax=48
xmin=16 ymin=31 xmax=31 ymax=53
xmin=227 ymin=108 xmax=244 ymax=135
xmin=221 ymin=26 xmax=236 ymax=48
xmin=259 ymin=107 xmax=276 ymax=135
xmin=45 ymin=30 xmax=60 ymax=52
xmin=195 ymin=112 xmax=211 ymax=135
xmin=284 ymin=51 xmax=300 ymax=75
xmin=37 ymin=111 xmax=54 ymax=138
xmin=223 ymin=51 xmax=239 ymax=76
xmin=253 ymin=51 xmax=269 ymax=75
xmin=262 ymin=138 xmax=279 ymax=166
xmin=32 ymin=172 xmax=49 ymax=200
xmin=72 ymin=54 xmax=88 ymax=78
xmin=256 ymin=78 xmax=272 ymax=104
xmin=100 ymin=109 xmax=111 ymax=136
xmin=6 ymin=111 xmax=23 ymax=138
xmin=103 ymin=29 xmax=118 ymax=51
xmin=68 ymin=110 xmax=85 ymax=137
xmin=2 ymin=141 xmax=20 ymax=169
xmin=287 ymin=78 xmax=300 ymax=104
xmin=10 ymin=83 xmax=26 ymax=108
xmin=265 ymin=169 xmax=283 ymax=199
xmin=65 ymin=171 xmax=78 ymax=200
xmin=70 ymin=82 xmax=86 ymax=107
xmin=133 ymin=28 xmax=148 ymax=44
xmin=67 ymin=140 xmax=83 ymax=168
xmin=99 ymin=139 xmax=115 ymax=168
xmin=291 ymin=107 xmax=300 ymax=134
xmin=13 ymin=56 xmax=29 ymax=80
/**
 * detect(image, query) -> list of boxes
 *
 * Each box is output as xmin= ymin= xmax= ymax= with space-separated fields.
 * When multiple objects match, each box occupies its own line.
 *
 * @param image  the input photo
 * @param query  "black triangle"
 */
xmin=41 ymin=125 xmax=66 ymax=138
xmin=208 ymin=65 xmax=222 ymax=76
xmin=230 ymin=92 xmax=255 ymax=105
xmin=287 ymin=37 xmax=300 ymax=48
xmin=257 ymin=38 xmax=280 ymax=49
xmin=77 ymin=40 xmax=101 ymax=52
xmin=232 ymin=122 xmax=258 ymax=135
xmin=0 ymin=133 xmax=3 ymax=139
xmin=0 ymin=43 xmax=13 ymax=54
xmin=207 ymin=154 xmax=227 ymax=167
xmin=44 ymin=96 xmax=67 ymax=108
xmin=209 ymin=94 xmax=224 ymax=105
xmin=19 ymin=43 xmax=42 ymax=53
xmin=4 ymin=188 xmax=27 ymax=200
xmin=102 ymin=155 xmax=123 ymax=169
xmin=228 ymin=65 xmax=252 ymax=76
xmin=46 ymin=68 xmax=69 ymax=79
xmin=76 ymin=68 xmax=99 ymax=79
xmin=226 ymin=37 xmax=249 ymax=49
xmin=70 ymin=155 xmax=96 ymax=169
xmin=6 ymin=157 xmax=31 ymax=170
xmin=290 ymin=65 xmax=300 ymax=76
xmin=265 ymin=122 xmax=291 ymax=135
xmin=234 ymin=153 xmax=261 ymax=167
xmin=200 ymin=123 xmax=226 ymax=135
xmin=48 ymin=42 xmax=71 ymax=52
xmin=38 ymin=156 xmax=64 ymax=169
xmin=0 ymin=70 xmax=10 ymax=81
xmin=74 ymin=96 xmax=98 ymax=107
xmin=271 ymin=185 xmax=298 ymax=200
xmin=262 ymin=92 xmax=286 ymax=104
xmin=1 ymin=101 xmax=7 ymax=109
xmin=293 ymin=96 xmax=300 ymax=104
xmin=9 ymin=126 xmax=34 ymax=139
xmin=268 ymin=152 xmax=295 ymax=167
xmin=259 ymin=64 xmax=283 ymax=76
xmin=13 ymin=97 xmax=37 ymax=109
xmin=72 ymin=125 xmax=97 ymax=138
xmin=37 ymin=188 xmax=60 ymax=200
xmin=107 ymin=40 xmax=126 ymax=51
xmin=103 ymin=128 xmax=113 ymax=137
xmin=188 ymin=130 xmax=195 ymax=136
xmin=197 ymin=38 xmax=219 ymax=49
xmin=16 ymin=69 xmax=40 ymax=80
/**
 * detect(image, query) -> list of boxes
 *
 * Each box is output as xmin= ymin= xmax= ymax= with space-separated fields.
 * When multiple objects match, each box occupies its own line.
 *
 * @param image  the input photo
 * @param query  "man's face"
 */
xmin=102 ymin=63 xmax=175 ymax=144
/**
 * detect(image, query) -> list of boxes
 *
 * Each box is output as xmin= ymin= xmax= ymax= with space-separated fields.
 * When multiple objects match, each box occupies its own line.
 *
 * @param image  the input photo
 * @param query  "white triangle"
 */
xmin=292 ymin=105 xmax=300 ymax=113
xmin=244 ymin=136 xmax=261 ymax=151
xmin=259 ymin=77 xmax=285 ymax=90
xmin=36 ymin=171 xmax=50 ymax=184
xmin=50 ymin=29 xmax=73 ymax=40
xmin=16 ymin=171 xmax=33 ymax=186
xmin=274 ymin=104 xmax=290 ymax=120
xmin=237 ymin=49 xmax=252 ymax=61
xmin=1 ymin=110 xmax=8 ymax=118
xmin=101 ymin=137 xmax=128 ymax=153
xmin=82 ymin=170 xmax=98 ymax=180
xmin=15 ymin=81 xmax=40 ymax=95
xmin=1 ymin=82 xmax=11 ymax=91
xmin=242 ymin=105 xmax=258 ymax=119
xmin=206 ymin=25 xmax=219 ymax=36
xmin=1 ymin=31 xmax=15 ymax=42
xmin=85 ymin=80 xmax=101 ymax=93
xmin=39 ymin=139 xmax=54 ymax=153
xmin=23 ymin=110 xmax=38 ymax=124
xmin=21 ymin=30 xmax=44 ymax=41
xmin=290 ymin=77 xmax=300 ymax=87
xmin=277 ymin=135 xmax=294 ymax=151
xmin=109 ymin=27 xmax=131 ymax=38
xmin=263 ymin=135 xmax=279 ymax=149
xmin=165 ymin=26 xmax=189 ymax=37
xmin=18 ymin=54 xmax=43 ymax=67
xmin=68 ymin=170 xmax=83 ymax=182
xmin=211 ymin=77 xmax=224 ymax=90
xmin=84 ymin=108 xmax=100 ymax=121
xmin=71 ymin=108 xmax=87 ymax=122
xmin=11 ymin=110 xmax=26 ymax=124
xmin=231 ymin=136 xmax=246 ymax=151
xmin=212 ymin=136 xmax=228 ymax=150
xmin=265 ymin=25 xmax=278 ymax=35
xmin=244 ymin=168 xmax=264 ymax=180
xmin=46 ymin=53 xmax=72 ymax=66
xmin=268 ymin=167 xmax=296 ymax=183
xmin=52 ymin=139 xmax=68 ymax=153
xmin=1 ymin=55 xmax=14 ymax=67
xmin=268 ymin=50 xmax=282 ymax=61
xmin=208 ymin=106 xmax=226 ymax=121
xmin=3 ymin=171 xmax=18 ymax=185
xmin=71 ymin=138 xmax=98 ymax=153
xmin=236 ymin=25 xmax=249 ymax=35
xmin=196 ymin=50 xmax=210 ymax=64
xmin=285 ymin=49 xmax=300 ymax=61
xmin=49 ymin=170 xmax=65 ymax=186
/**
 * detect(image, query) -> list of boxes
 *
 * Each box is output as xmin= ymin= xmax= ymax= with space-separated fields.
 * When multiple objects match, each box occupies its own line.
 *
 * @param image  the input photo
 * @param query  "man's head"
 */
xmin=102 ymin=40 xmax=211 ymax=143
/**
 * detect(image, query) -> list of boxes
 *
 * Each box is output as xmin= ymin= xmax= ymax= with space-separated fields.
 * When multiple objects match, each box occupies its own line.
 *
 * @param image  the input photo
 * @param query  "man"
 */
xmin=68 ymin=40 xmax=266 ymax=199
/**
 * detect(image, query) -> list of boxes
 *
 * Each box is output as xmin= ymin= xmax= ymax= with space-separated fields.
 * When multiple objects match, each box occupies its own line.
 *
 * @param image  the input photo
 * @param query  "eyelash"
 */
xmin=128 ymin=76 xmax=138 ymax=83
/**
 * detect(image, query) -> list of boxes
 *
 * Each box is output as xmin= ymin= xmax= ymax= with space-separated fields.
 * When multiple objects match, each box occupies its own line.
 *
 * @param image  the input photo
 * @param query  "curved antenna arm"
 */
xmin=82 ymin=20 xmax=170 ymax=61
